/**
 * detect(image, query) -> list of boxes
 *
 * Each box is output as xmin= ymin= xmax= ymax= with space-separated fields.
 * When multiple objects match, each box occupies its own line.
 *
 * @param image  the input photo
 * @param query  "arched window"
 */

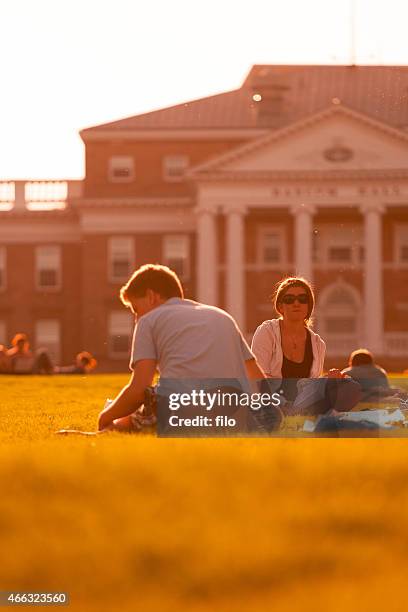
xmin=324 ymin=287 xmax=357 ymax=334
xmin=315 ymin=282 xmax=362 ymax=355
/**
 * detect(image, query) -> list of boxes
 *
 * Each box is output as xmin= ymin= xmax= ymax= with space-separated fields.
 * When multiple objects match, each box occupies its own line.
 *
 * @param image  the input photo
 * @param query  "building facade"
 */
xmin=1 ymin=65 xmax=408 ymax=370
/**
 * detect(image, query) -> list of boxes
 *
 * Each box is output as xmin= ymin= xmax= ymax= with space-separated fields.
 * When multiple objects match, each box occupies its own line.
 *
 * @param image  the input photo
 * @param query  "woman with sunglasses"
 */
xmin=252 ymin=277 xmax=324 ymax=398
xmin=251 ymin=277 xmax=359 ymax=415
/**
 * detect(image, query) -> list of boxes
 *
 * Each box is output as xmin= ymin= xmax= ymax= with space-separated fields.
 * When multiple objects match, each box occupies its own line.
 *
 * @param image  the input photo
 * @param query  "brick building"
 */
xmin=1 ymin=64 xmax=408 ymax=370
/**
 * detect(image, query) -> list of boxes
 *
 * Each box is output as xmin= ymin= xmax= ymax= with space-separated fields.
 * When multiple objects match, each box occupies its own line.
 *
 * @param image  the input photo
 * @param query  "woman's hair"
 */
xmin=76 ymin=351 xmax=97 ymax=371
xmin=273 ymin=276 xmax=315 ymax=325
xmin=120 ymin=264 xmax=184 ymax=305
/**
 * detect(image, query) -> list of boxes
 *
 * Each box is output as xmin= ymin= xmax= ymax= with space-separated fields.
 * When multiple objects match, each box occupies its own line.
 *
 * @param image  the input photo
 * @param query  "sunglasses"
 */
xmin=280 ymin=293 xmax=309 ymax=305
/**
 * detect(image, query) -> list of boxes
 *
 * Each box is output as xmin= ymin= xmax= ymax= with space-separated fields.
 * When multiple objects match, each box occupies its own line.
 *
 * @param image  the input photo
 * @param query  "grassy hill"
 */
xmin=1 ymin=374 xmax=408 ymax=611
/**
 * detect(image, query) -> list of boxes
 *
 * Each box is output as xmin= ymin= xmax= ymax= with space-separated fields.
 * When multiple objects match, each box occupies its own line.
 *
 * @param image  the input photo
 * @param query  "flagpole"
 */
xmin=350 ymin=0 xmax=356 ymax=65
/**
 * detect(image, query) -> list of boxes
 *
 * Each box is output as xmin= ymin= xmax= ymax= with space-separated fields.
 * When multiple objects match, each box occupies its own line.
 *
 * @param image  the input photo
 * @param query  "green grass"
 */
xmin=2 ymin=375 xmax=408 ymax=611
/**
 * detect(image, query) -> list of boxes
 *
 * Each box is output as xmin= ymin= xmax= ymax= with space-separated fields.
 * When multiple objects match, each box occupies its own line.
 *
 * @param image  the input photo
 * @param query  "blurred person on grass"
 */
xmin=2 ymin=332 xmax=97 ymax=376
xmin=341 ymin=348 xmax=403 ymax=402
xmin=35 ymin=350 xmax=97 ymax=375
xmin=5 ymin=333 xmax=35 ymax=374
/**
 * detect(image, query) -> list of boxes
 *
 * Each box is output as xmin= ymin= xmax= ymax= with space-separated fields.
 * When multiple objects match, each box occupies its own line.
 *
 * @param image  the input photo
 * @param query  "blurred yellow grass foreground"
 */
xmin=2 ymin=374 xmax=408 ymax=612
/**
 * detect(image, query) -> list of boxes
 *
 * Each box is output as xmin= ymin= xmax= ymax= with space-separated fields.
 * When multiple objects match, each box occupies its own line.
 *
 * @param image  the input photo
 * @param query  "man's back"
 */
xmin=130 ymin=298 xmax=253 ymax=380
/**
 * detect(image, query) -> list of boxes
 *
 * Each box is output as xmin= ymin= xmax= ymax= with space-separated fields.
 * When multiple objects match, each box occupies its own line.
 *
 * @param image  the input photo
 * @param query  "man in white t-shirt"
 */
xmin=98 ymin=264 xmax=268 ymax=432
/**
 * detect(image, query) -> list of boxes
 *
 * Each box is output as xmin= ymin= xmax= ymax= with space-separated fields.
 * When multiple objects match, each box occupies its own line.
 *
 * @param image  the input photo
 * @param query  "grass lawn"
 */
xmin=2 ymin=374 xmax=408 ymax=611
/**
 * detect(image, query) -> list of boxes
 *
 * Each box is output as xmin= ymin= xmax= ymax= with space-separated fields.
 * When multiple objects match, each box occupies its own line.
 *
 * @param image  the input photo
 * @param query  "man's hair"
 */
xmin=120 ymin=264 xmax=184 ymax=305
xmin=273 ymin=276 xmax=315 ymax=325
xmin=349 ymin=348 xmax=374 ymax=367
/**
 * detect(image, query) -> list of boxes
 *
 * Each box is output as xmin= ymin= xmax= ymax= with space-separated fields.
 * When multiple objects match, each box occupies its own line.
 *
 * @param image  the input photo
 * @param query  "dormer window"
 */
xmin=108 ymin=157 xmax=134 ymax=182
xmin=163 ymin=155 xmax=189 ymax=182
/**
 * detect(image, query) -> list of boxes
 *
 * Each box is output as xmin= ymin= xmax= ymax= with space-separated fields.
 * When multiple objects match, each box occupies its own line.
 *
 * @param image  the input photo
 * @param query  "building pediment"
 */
xmin=189 ymin=104 xmax=408 ymax=177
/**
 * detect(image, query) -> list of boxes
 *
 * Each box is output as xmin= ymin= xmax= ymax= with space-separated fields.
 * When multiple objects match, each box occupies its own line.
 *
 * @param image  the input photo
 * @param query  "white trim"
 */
xmin=313 ymin=263 xmax=364 ymax=270
xmin=189 ymin=170 xmax=408 ymax=183
xmin=74 ymin=197 xmax=193 ymax=208
xmin=0 ymin=222 xmax=79 ymax=243
xmin=81 ymin=129 xmax=266 ymax=142
xmin=80 ymin=210 xmax=197 ymax=233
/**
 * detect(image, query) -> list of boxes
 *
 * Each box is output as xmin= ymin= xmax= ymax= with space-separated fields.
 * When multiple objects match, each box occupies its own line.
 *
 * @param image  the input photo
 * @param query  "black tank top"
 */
xmin=281 ymin=329 xmax=313 ymax=401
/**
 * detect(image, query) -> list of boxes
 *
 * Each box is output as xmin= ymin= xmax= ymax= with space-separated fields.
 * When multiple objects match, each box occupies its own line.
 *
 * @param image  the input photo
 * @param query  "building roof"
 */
xmin=189 ymin=103 xmax=408 ymax=176
xmin=81 ymin=65 xmax=408 ymax=135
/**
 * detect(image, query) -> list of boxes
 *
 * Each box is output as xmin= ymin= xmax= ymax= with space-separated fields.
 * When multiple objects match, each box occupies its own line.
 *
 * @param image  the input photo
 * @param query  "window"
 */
xmin=163 ymin=235 xmax=190 ymax=280
xmin=109 ymin=312 xmax=133 ymax=358
xmin=0 ymin=320 xmax=6 ymax=345
xmin=35 ymin=319 xmax=61 ymax=362
xmin=395 ymin=225 xmax=408 ymax=264
xmin=328 ymin=246 xmax=352 ymax=263
xmin=163 ymin=155 xmax=189 ymax=181
xmin=36 ymin=246 xmax=61 ymax=290
xmin=394 ymin=223 xmax=408 ymax=266
xmin=108 ymin=156 xmax=134 ymax=182
xmin=401 ymin=246 xmax=408 ymax=262
xmin=0 ymin=182 xmax=14 ymax=211
xmin=108 ymin=237 xmax=134 ymax=282
xmin=317 ymin=284 xmax=360 ymax=340
xmin=0 ymin=247 xmax=6 ymax=290
xmin=258 ymin=227 xmax=285 ymax=265
xmin=325 ymin=317 xmax=356 ymax=334
xmin=316 ymin=225 xmax=363 ymax=266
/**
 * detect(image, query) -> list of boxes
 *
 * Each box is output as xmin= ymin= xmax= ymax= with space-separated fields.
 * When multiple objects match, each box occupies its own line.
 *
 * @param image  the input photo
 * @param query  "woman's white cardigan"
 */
xmin=251 ymin=318 xmax=326 ymax=378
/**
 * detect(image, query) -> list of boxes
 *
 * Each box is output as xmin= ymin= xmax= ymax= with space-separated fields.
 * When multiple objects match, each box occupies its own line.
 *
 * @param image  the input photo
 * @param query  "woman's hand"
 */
xmin=327 ymin=368 xmax=346 ymax=379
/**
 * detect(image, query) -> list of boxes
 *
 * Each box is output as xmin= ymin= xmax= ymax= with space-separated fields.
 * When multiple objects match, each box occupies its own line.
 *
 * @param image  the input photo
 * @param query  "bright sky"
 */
xmin=1 ymin=0 xmax=408 ymax=179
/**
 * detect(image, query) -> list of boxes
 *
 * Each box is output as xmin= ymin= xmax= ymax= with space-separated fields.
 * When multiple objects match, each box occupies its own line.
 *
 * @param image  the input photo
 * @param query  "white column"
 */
xmin=224 ymin=205 xmax=246 ymax=330
xmin=14 ymin=181 xmax=26 ymax=211
xmin=291 ymin=204 xmax=315 ymax=282
xmin=196 ymin=208 xmax=218 ymax=305
xmin=361 ymin=203 xmax=384 ymax=354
